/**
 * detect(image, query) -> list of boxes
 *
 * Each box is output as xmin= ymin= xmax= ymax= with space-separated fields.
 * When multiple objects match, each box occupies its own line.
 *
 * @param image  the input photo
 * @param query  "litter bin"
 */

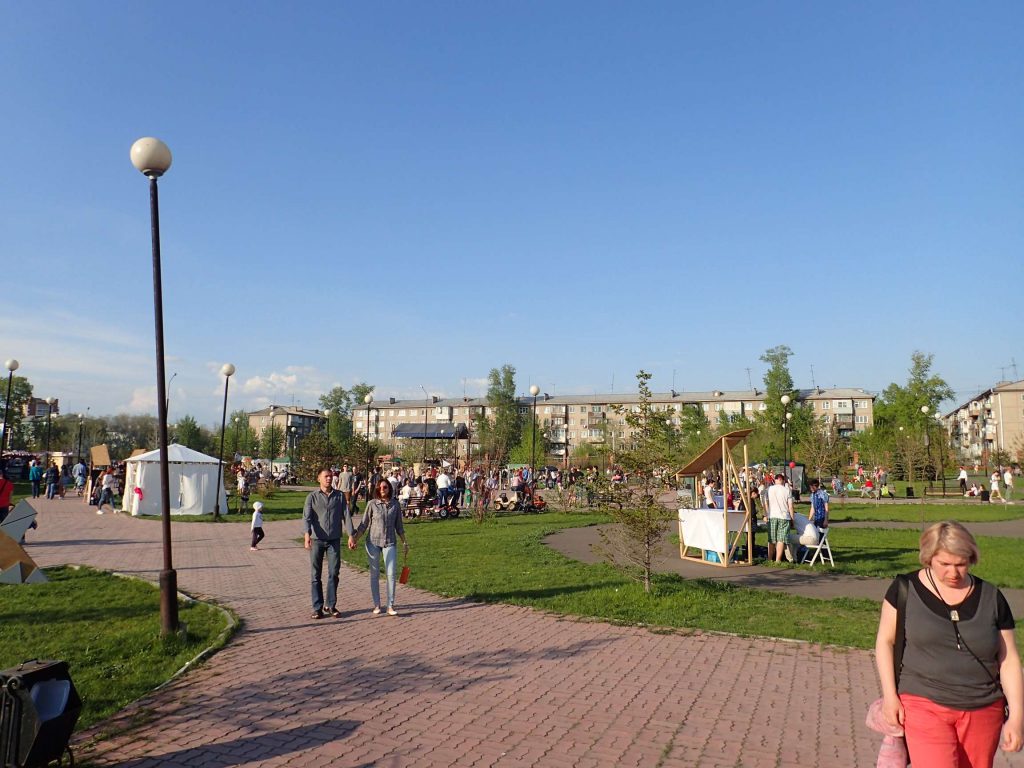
xmin=981 ymin=490 xmax=991 ymax=502
xmin=906 ymin=487 xmax=915 ymax=498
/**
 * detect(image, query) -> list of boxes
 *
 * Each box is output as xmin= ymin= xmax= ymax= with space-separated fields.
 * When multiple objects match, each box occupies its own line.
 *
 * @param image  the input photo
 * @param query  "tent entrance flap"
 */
xmin=391 ymin=423 xmax=468 ymax=440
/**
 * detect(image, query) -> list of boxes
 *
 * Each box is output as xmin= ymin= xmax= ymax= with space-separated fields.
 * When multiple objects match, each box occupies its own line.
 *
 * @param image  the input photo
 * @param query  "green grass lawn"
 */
xmin=785 ymin=527 xmax=1024 ymax=588
xmin=132 ymin=488 xmax=309 ymax=522
xmin=341 ymin=512 xmax=883 ymax=649
xmin=824 ymin=500 xmax=1024 ymax=523
xmin=0 ymin=566 xmax=233 ymax=730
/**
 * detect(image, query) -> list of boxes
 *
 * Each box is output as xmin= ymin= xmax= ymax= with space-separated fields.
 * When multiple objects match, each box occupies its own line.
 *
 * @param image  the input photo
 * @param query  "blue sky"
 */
xmin=1 ymin=2 xmax=1021 ymax=425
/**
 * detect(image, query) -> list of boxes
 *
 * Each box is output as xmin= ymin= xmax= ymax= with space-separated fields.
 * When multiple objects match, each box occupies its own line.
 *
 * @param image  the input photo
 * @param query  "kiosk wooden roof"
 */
xmin=675 ymin=428 xmax=755 ymax=568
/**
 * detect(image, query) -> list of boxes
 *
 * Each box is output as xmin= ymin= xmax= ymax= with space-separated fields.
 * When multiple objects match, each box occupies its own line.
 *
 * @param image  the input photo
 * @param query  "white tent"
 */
xmin=121 ymin=444 xmax=228 ymax=516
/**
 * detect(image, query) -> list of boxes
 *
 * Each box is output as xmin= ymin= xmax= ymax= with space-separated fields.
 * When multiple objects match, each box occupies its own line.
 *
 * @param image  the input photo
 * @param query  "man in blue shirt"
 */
xmin=809 ymin=480 xmax=829 ymax=528
xmin=303 ymin=467 xmax=353 ymax=620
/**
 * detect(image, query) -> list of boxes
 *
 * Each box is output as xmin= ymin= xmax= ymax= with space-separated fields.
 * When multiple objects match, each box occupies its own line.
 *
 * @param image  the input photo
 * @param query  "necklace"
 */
xmin=925 ymin=568 xmax=973 ymax=622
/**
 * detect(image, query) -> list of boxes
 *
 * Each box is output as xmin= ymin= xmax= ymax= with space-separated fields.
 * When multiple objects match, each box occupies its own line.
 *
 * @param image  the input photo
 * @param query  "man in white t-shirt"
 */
xmin=766 ymin=473 xmax=794 ymax=562
xmin=436 ymin=470 xmax=452 ymax=506
xmin=1003 ymin=468 xmax=1014 ymax=502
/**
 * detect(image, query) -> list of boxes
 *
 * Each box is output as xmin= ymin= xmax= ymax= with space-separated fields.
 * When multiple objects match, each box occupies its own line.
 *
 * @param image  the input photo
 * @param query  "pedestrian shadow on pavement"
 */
xmin=105 ymin=719 xmax=360 ymax=768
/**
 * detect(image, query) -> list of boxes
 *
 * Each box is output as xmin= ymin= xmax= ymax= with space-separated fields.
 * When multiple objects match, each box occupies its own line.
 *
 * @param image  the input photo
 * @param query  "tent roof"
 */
xmin=392 ymin=422 xmax=469 ymax=439
xmin=676 ymin=429 xmax=755 ymax=476
xmin=125 ymin=443 xmax=223 ymax=465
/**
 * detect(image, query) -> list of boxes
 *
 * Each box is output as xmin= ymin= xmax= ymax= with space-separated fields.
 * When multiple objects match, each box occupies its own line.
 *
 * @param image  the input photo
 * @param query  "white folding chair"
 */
xmin=800 ymin=526 xmax=834 ymax=567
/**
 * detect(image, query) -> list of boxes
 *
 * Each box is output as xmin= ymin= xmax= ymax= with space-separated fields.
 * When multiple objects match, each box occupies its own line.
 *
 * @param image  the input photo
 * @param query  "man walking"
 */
xmin=766 ymin=473 xmax=794 ymax=563
xmin=1004 ymin=467 xmax=1014 ymax=502
xmin=303 ymin=467 xmax=353 ymax=620
xmin=335 ymin=463 xmax=354 ymax=510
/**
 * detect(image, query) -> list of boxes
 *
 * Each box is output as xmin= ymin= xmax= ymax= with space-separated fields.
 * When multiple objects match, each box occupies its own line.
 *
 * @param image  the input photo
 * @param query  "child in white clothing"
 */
xmin=250 ymin=501 xmax=265 ymax=550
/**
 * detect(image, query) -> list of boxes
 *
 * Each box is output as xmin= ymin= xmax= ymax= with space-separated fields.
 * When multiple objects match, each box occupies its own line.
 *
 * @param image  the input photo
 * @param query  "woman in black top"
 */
xmin=875 ymin=521 xmax=1023 ymax=767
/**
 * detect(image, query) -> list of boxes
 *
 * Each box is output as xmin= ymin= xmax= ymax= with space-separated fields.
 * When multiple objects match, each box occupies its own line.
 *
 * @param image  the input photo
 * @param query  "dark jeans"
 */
xmin=309 ymin=538 xmax=341 ymax=612
xmin=251 ymin=527 xmax=265 ymax=548
xmin=31 ymin=480 xmax=41 ymax=498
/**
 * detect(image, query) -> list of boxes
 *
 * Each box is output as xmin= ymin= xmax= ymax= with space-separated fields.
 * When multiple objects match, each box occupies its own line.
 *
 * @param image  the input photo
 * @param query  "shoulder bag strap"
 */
xmin=893 ymin=574 xmax=909 ymax=686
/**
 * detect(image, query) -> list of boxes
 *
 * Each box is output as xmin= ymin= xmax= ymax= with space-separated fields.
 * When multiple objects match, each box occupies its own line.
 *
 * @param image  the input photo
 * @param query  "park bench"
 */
xmin=923 ymin=488 xmax=965 ymax=498
xmin=403 ymin=496 xmax=430 ymax=518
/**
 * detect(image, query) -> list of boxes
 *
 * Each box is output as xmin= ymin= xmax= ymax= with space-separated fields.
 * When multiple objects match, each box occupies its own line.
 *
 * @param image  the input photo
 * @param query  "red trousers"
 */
xmin=901 ymin=693 xmax=1005 ymax=768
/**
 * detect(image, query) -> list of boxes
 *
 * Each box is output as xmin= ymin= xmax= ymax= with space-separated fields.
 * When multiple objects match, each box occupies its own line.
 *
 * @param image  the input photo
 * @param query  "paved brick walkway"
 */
xmin=23 ymin=497 xmax=1024 ymax=767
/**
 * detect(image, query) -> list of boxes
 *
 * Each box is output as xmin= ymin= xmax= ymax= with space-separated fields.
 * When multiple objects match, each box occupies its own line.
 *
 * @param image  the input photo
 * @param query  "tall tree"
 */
xmin=1 ymin=375 xmax=34 ymax=450
xmin=175 ymin=415 xmax=206 ymax=452
xmin=874 ymin=351 xmax=954 ymax=434
xmin=476 ymin=365 xmax=522 ymax=464
xmin=597 ymin=371 xmax=675 ymax=594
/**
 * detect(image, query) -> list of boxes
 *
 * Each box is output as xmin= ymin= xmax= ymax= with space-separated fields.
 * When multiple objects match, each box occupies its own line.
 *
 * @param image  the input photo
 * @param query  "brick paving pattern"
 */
xmin=23 ymin=497 xmax=1024 ymax=767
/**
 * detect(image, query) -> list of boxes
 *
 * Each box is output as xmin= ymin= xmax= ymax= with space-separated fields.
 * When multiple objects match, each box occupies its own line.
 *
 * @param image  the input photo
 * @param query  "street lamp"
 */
xmin=44 ymin=397 xmax=56 ymax=465
xmin=233 ymin=417 xmax=240 ymax=454
xmin=921 ymin=405 xmax=933 ymax=491
xmin=1 ymin=359 xmax=19 ymax=465
xmin=780 ymin=394 xmax=792 ymax=482
xmin=364 ymin=394 xmax=374 ymax=483
xmin=76 ymin=414 xmax=84 ymax=465
xmin=323 ymin=408 xmax=332 ymax=463
xmin=419 ymin=385 xmax=430 ymax=466
xmin=290 ymin=425 xmax=297 ymax=471
xmin=213 ymin=363 xmax=235 ymax=520
xmin=529 ymin=385 xmax=540 ymax=482
xmin=131 ymin=136 xmax=178 ymax=635
xmin=268 ymin=406 xmax=277 ymax=471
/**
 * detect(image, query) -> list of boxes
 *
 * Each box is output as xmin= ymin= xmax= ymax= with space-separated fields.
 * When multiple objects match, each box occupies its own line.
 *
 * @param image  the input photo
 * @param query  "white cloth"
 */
xmin=251 ymin=510 xmax=263 ymax=529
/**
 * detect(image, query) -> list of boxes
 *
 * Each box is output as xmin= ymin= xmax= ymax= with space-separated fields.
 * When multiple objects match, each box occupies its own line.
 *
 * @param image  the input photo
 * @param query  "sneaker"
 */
xmin=387 ymin=606 xmax=398 ymax=616
xmin=250 ymin=547 xmax=258 ymax=551
xmin=96 ymin=510 xmax=104 ymax=515
xmin=372 ymin=606 xmax=381 ymax=615
xmin=311 ymin=610 xmax=324 ymax=620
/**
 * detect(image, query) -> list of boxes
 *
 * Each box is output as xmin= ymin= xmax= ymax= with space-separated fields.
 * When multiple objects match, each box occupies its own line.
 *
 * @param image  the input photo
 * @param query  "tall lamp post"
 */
xmin=76 ymin=414 xmax=84 ymax=464
xmin=780 ymin=394 xmax=792 ymax=485
xmin=323 ymin=409 xmax=332 ymax=464
xmin=921 ymin=405 xmax=933 ymax=491
xmin=1 ymin=359 xmax=19 ymax=465
xmin=233 ymin=417 xmax=240 ymax=455
xmin=213 ymin=363 xmax=235 ymax=520
xmin=364 ymin=394 xmax=374 ymax=483
xmin=131 ymin=136 xmax=178 ymax=635
xmin=529 ymin=385 xmax=540 ymax=482
xmin=419 ymin=385 xmax=429 ymax=466
xmin=44 ymin=397 xmax=56 ymax=465
xmin=268 ymin=407 xmax=277 ymax=472
xmin=290 ymin=426 xmax=297 ymax=472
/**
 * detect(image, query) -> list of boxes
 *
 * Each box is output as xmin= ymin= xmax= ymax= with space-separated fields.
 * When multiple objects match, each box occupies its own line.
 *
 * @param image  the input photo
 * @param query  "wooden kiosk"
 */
xmin=676 ymin=428 xmax=755 ymax=567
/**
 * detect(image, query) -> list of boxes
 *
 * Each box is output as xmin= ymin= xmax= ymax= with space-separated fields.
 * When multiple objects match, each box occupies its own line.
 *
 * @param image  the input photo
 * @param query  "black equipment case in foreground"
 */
xmin=1 ymin=660 xmax=81 ymax=767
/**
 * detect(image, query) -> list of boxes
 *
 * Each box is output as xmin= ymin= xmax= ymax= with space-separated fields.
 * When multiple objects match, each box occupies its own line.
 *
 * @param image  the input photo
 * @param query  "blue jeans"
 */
xmin=31 ymin=480 xmax=41 ymax=498
xmin=46 ymin=483 xmax=58 ymax=499
xmin=365 ymin=540 xmax=397 ymax=609
xmin=309 ymin=538 xmax=341 ymax=612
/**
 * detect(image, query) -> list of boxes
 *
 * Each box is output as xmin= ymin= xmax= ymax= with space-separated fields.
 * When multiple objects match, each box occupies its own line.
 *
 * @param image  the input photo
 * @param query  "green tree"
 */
xmin=227 ymin=410 xmax=259 ymax=457
xmin=260 ymin=421 xmax=284 ymax=461
xmin=175 ymin=415 xmax=205 ymax=451
xmin=1 ymin=375 xmax=34 ymax=450
xmin=755 ymin=344 xmax=814 ymax=466
xmin=509 ymin=419 xmax=549 ymax=466
xmin=475 ymin=365 xmax=522 ymax=465
xmin=874 ymin=352 xmax=954 ymax=434
xmin=596 ymin=371 xmax=675 ymax=594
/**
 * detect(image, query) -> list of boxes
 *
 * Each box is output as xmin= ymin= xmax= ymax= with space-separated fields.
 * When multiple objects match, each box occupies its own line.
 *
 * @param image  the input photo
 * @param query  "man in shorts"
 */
xmin=766 ymin=473 xmax=794 ymax=562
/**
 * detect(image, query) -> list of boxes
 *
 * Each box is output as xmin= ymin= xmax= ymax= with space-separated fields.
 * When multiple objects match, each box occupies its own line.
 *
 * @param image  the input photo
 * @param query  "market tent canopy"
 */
xmin=121 ymin=443 xmax=227 ymax=516
xmin=125 ymin=444 xmax=224 ymax=464
xmin=392 ymin=423 xmax=469 ymax=440
xmin=676 ymin=429 xmax=754 ymax=476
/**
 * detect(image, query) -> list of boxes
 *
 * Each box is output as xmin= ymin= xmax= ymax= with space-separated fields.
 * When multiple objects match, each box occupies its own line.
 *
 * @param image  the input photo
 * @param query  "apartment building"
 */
xmin=249 ymin=405 xmax=327 ymax=443
xmin=942 ymin=379 xmax=1024 ymax=464
xmin=22 ymin=397 xmax=60 ymax=418
xmin=351 ymin=387 xmax=875 ymax=460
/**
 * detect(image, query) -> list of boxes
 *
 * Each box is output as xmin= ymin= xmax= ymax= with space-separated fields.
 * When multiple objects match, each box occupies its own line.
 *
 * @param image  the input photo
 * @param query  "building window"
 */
xmin=837 ymin=401 xmax=849 ymax=408
xmin=715 ymin=404 xmax=723 ymax=411
xmin=856 ymin=415 xmax=867 ymax=424
xmin=821 ymin=402 xmax=830 ymax=410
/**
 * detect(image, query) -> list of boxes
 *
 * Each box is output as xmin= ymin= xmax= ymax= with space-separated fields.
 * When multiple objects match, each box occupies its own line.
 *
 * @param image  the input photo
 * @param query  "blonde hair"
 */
xmin=919 ymin=521 xmax=979 ymax=566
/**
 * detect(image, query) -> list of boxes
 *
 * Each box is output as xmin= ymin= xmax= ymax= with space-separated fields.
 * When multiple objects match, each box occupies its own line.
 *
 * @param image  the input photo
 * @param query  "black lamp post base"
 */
xmin=159 ymin=569 xmax=179 ymax=636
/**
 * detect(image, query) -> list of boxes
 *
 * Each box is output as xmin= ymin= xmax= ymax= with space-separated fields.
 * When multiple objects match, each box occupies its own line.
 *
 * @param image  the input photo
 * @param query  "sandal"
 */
xmin=311 ymin=610 xmax=324 ymax=620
